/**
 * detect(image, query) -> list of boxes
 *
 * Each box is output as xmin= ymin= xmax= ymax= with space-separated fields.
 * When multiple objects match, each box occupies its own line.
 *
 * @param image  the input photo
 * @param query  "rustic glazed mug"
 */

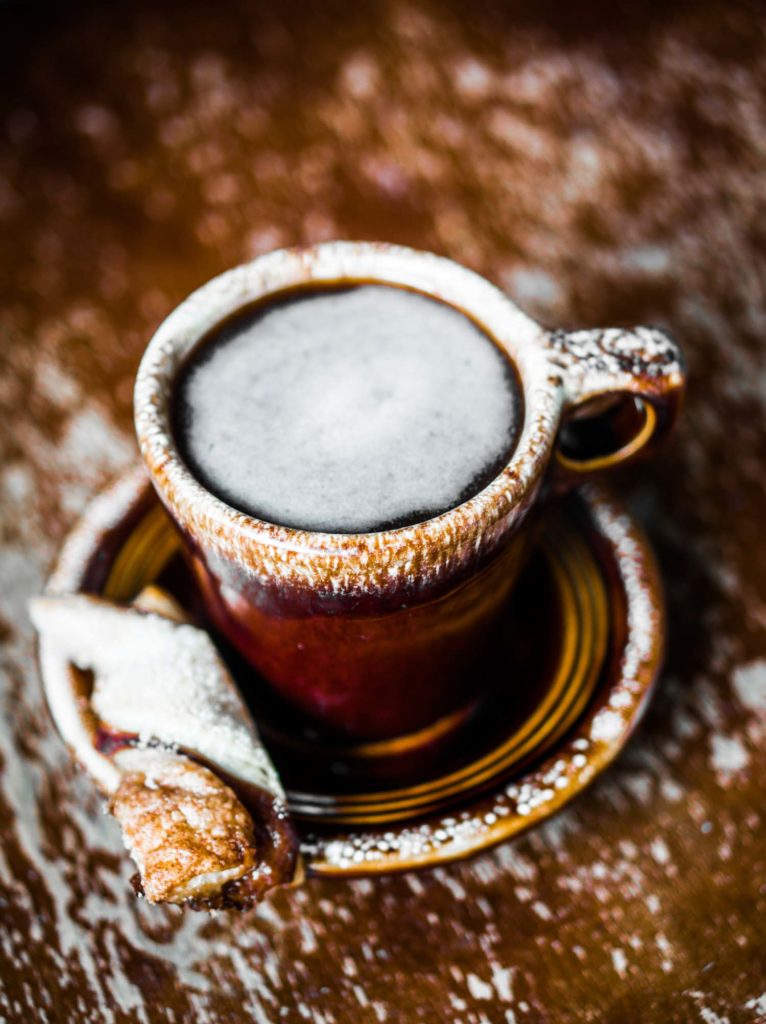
xmin=135 ymin=242 xmax=684 ymax=739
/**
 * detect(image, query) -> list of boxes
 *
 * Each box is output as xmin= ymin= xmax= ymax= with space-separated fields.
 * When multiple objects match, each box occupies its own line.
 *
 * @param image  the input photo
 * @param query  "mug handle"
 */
xmin=547 ymin=325 xmax=686 ymax=486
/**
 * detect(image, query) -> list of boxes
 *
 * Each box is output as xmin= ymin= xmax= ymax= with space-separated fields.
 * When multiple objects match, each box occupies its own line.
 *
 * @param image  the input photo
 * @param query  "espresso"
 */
xmin=174 ymin=284 xmax=521 ymax=533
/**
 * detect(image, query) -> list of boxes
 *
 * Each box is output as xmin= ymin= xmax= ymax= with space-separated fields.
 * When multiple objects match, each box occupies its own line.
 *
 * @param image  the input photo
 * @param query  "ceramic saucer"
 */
xmin=39 ymin=467 xmax=663 ymax=877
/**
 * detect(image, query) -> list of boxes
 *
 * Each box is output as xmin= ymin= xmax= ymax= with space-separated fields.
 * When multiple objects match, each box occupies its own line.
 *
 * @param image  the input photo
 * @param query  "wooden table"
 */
xmin=1 ymin=1 xmax=764 ymax=1020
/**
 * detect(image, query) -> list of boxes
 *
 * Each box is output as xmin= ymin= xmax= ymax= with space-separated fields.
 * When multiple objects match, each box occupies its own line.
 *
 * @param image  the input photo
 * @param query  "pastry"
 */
xmin=30 ymin=591 xmax=302 ymax=908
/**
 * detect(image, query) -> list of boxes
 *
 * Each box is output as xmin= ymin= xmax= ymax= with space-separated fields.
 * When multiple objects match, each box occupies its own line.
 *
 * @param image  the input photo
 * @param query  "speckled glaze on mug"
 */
xmin=135 ymin=242 xmax=684 ymax=738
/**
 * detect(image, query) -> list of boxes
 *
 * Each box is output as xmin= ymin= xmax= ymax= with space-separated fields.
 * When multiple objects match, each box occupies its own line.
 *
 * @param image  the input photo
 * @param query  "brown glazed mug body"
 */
xmin=135 ymin=242 xmax=684 ymax=739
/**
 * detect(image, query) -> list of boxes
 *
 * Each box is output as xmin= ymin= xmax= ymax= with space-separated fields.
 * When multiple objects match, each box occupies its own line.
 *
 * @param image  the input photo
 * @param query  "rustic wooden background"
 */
xmin=1 ymin=1 xmax=765 ymax=1020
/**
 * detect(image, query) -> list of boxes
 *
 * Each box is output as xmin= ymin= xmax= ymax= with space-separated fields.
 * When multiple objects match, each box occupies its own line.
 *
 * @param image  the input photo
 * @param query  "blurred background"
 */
xmin=1 ymin=2 xmax=765 ymax=1022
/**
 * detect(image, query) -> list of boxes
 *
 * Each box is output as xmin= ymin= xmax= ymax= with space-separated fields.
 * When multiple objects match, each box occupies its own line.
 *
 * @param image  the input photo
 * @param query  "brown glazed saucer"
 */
xmin=39 ymin=467 xmax=663 ymax=877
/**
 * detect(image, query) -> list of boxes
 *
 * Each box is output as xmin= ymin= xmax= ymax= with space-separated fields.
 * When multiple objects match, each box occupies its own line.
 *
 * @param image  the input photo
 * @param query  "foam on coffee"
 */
xmin=174 ymin=284 xmax=521 ymax=533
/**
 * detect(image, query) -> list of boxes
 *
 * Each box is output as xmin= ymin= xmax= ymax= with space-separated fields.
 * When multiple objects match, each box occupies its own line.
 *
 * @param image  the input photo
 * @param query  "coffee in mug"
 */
xmin=173 ymin=284 xmax=522 ymax=533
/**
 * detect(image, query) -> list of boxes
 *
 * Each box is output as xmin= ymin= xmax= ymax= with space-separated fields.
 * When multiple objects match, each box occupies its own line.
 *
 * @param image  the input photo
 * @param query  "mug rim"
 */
xmin=134 ymin=241 xmax=564 ymax=588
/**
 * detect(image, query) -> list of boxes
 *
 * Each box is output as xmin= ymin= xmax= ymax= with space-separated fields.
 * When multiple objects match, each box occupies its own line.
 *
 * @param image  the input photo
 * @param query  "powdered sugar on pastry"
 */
xmin=30 ymin=593 xmax=284 ymax=802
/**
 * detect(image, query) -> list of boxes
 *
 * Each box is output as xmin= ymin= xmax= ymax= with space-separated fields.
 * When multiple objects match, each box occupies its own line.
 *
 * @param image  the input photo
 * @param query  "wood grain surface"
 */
xmin=1 ymin=1 xmax=765 ymax=1020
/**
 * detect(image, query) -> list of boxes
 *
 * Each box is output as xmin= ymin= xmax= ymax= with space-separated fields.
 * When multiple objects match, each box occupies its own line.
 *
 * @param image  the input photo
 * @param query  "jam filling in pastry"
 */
xmin=30 ymin=590 xmax=302 ymax=908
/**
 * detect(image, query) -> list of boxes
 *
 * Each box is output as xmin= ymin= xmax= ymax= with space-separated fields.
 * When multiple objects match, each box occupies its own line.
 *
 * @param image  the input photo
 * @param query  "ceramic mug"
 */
xmin=135 ymin=242 xmax=684 ymax=739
